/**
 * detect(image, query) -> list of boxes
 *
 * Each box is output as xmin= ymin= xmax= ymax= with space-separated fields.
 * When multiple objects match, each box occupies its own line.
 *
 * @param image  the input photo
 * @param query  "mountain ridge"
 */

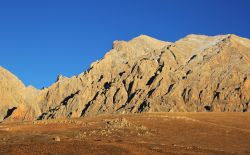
xmin=0 ymin=34 xmax=250 ymax=122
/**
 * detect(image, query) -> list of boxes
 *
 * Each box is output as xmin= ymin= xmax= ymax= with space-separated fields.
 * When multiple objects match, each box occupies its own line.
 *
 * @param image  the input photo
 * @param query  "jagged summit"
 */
xmin=179 ymin=34 xmax=250 ymax=47
xmin=133 ymin=34 xmax=155 ymax=40
xmin=132 ymin=34 xmax=169 ymax=43
xmin=56 ymin=74 xmax=68 ymax=82
xmin=0 ymin=34 xmax=249 ymax=122
xmin=183 ymin=33 xmax=230 ymax=39
xmin=113 ymin=34 xmax=171 ymax=51
xmin=177 ymin=34 xmax=230 ymax=45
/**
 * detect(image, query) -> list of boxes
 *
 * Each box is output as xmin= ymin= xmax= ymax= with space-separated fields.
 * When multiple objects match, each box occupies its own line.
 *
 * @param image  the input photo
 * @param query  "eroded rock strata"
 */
xmin=1 ymin=34 xmax=250 ymax=121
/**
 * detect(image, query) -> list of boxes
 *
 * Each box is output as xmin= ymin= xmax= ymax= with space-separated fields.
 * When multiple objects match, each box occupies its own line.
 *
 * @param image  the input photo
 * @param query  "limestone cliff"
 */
xmin=0 ymin=67 xmax=41 ymax=121
xmin=1 ymin=34 xmax=250 ymax=121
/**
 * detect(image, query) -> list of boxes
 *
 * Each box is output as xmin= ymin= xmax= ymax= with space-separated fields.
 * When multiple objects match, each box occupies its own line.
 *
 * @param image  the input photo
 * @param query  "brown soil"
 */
xmin=0 ymin=113 xmax=250 ymax=155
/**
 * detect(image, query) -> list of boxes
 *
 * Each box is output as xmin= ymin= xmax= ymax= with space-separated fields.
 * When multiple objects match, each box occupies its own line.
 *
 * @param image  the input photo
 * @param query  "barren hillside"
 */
xmin=1 ymin=34 xmax=250 ymax=121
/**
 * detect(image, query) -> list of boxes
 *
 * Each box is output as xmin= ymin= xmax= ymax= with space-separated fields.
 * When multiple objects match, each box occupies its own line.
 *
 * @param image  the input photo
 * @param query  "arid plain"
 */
xmin=1 ymin=113 xmax=250 ymax=155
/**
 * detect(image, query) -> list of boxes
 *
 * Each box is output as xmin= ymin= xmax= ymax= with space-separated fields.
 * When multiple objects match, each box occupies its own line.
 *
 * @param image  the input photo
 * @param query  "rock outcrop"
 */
xmin=1 ymin=34 xmax=250 ymax=121
xmin=0 ymin=67 xmax=41 ymax=121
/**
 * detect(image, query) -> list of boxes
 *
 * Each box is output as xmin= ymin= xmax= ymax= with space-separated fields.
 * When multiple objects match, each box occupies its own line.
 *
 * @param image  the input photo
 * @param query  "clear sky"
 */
xmin=0 ymin=0 xmax=249 ymax=88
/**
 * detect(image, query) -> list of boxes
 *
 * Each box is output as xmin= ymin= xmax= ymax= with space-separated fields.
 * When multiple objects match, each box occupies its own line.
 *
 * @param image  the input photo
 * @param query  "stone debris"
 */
xmin=53 ymin=136 xmax=61 ymax=142
xmin=104 ymin=118 xmax=132 ymax=129
xmin=75 ymin=117 xmax=152 ymax=139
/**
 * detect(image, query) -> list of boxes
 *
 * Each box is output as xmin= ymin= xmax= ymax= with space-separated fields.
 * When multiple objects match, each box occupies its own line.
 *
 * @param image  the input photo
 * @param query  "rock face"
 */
xmin=0 ymin=67 xmax=41 ymax=121
xmin=1 ymin=34 xmax=250 ymax=121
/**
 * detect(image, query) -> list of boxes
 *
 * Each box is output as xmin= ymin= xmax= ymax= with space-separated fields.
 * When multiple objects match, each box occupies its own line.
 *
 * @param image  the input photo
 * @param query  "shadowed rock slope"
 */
xmin=1 ymin=34 xmax=250 ymax=121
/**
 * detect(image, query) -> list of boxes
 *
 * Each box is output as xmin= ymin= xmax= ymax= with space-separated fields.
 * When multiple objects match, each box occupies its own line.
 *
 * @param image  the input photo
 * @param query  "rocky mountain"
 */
xmin=0 ymin=67 xmax=41 ymax=121
xmin=1 ymin=34 xmax=250 ymax=122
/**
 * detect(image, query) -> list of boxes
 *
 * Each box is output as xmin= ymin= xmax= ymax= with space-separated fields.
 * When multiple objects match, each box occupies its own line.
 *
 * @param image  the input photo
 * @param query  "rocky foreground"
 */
xmin=0 ymin=34 xmax=250 ymax=121
xmin=0 ymin=113 xmax=250 ymax=155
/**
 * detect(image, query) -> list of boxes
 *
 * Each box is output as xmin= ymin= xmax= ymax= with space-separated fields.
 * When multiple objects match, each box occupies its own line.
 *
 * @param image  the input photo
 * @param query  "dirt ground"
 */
xmin=0 ymin=113 xmax=250 ymax=155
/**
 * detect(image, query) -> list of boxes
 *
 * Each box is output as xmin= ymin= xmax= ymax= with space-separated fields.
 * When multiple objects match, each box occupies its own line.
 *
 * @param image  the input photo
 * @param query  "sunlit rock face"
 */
xmin=1 ymin=34 xmax=250 ymax=121
xmin=0 ymin=67 xmax=41 ymax=121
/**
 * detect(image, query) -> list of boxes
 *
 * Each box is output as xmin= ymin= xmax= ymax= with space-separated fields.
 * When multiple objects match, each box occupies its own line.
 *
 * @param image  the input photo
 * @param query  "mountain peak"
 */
xmin=131 ymin=34 xmax=171 ymax=45
xmin=0 ymin=34 xmax=249 ymax=122
xmin=111 ymin=34 xmax=171 ymax=57
xmin=0 ymin=66 xmax=24 ymax=87
xmin=133 ymin=34 xmax=158 ymax=40
xmin=182 ymin=34 xmax=231 ymax=41
xmin=56 ymin=74 xmax=68 ymax=82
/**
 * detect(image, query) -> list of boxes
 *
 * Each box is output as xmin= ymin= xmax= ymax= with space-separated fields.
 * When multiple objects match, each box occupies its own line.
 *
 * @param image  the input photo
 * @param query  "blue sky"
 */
xmin=0 ymin=0 xmax=249 ymax=88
